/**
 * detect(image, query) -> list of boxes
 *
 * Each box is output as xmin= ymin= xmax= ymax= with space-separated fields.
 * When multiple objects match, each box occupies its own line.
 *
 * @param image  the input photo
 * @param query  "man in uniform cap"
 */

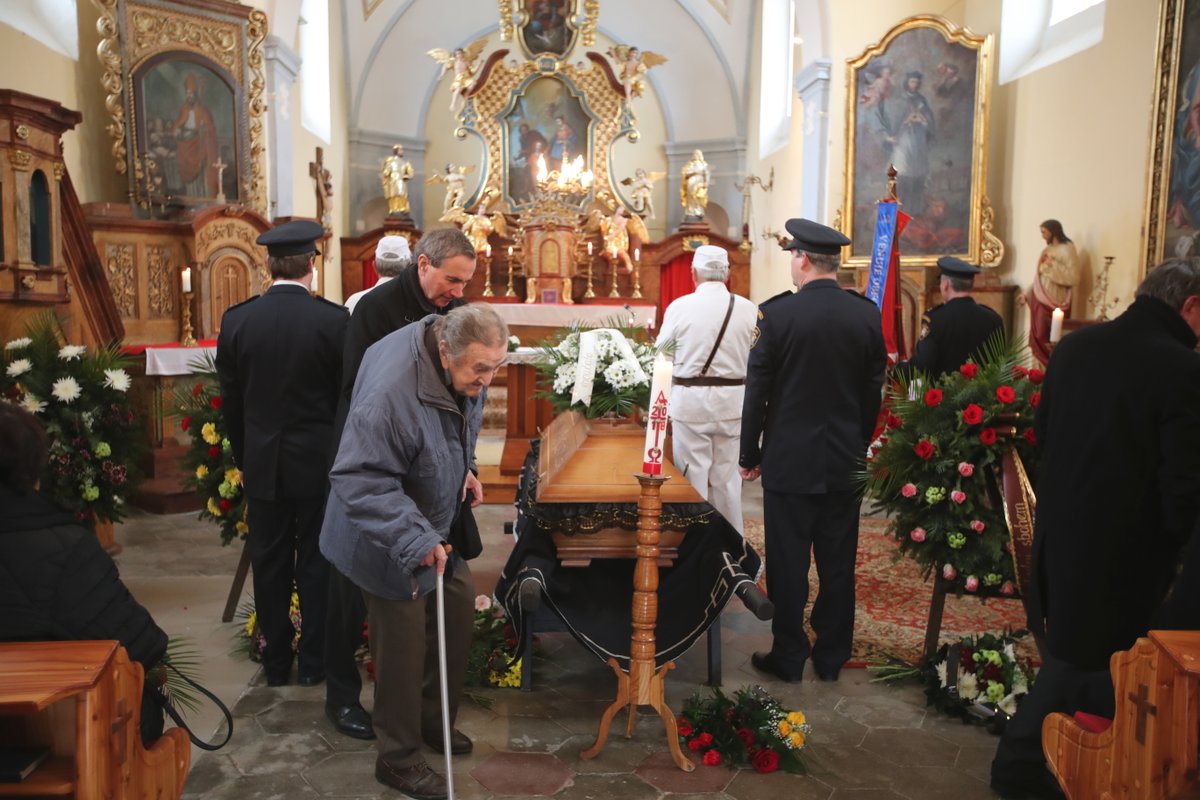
xmin=216 ymin=219 xmax=348 ymax=687
xmin=894 ymin=256 xmax=1003 ymax=378
xmin=739 ymin=218 xmax=886 ymax=683
xmin=655 ymin=244 xmax=756 ymax=533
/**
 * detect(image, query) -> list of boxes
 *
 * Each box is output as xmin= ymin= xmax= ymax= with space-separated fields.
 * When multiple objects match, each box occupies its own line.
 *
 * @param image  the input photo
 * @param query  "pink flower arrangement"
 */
xmin=970 ymin=520 xmax=986 ymax=533
xmin=957 ymin=462 xmax=974 ymax=477
xmin=964 ymin=576 xmax=980 ymax=592
xmin=901 ymin=483 xmax=918 ymax=498
xmin=942 ymin=563 xmax=957 ymax=580
xmin=910 ymin=527 xmax=927 ymax=542
xmin=950 ymin=490 xmax=966 ymax=504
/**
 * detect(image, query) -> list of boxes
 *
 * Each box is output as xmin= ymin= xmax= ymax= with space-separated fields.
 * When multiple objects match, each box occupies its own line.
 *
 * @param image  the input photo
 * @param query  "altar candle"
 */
xmin=312 ymin=267 xmax=320 ymax=292
xmin=1050 ymin=307 xmax=1064 ymax=343
xmin=181 ymin=267 xmax=192 ymax=293
xmin=587 ymin=241 xmax=593 ymax=256
xmin=634 ymin=247 xmax=640 ymax=263
xmin=642 ymin=355 xmax=673 ymax=475
xmin=508 ymin=245 xmax=514 ymax=258
xmin=485 ymin=244 xmax=492 ymax=258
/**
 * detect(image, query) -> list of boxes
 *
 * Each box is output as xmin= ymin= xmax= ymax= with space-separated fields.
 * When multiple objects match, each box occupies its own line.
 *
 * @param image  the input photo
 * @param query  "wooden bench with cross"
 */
xmin=1042 ymin=630 xmax=1200 ymax=799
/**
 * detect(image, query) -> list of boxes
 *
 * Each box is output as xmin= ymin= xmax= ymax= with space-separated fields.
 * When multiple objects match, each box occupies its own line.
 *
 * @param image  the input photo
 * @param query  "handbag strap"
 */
xmin=699 ymin=294 xmax=737 ymax=376
xmin=159 ymin=661 xmax=234 ymax=751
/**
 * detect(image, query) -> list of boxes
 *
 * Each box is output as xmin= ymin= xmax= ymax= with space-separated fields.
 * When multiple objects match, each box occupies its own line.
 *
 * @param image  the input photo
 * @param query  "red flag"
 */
xmin=881 ymin=211 xmax=911 ymax=362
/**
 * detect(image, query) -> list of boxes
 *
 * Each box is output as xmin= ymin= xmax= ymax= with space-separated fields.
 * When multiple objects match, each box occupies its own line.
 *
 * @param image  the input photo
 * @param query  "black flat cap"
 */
xmin=781 ymin=218 xmax=851 ymax=255
xmin=256 ymin=219 xmax=324 ymax=257
xmin=936 ymin=256 xmax=980 ymax=277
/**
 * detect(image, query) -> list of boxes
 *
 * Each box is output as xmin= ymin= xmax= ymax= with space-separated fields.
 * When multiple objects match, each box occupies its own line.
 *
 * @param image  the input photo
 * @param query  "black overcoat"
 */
xmin=895 ymin=295 xmax=1003 ymax=378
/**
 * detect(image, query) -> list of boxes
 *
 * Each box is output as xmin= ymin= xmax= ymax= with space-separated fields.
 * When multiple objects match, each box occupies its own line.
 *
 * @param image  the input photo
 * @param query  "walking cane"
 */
xmin=435 ymin=544 xmax=456 ymax=800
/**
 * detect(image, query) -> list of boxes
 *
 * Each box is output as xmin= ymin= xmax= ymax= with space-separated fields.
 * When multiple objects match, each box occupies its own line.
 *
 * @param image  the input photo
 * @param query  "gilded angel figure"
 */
xmin=442 ymin=191 xmax=509 ymax=257
xmin=607 ymin=45 xmax=668 ymax=107
xmin=620 ymin=167 xmax=666 ymax=220
xmin=425 ymin=163 xmax=477 ymax=215
xmin=427 ymin=36 xmax=489 ymax=114
xmin=590 ymin=205 xmax=649 ymax=274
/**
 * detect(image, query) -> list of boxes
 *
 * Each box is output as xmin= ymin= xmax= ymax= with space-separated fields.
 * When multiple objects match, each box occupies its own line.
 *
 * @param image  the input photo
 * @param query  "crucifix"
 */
xmin=212 ymin=156 xmax=228 ymax=203
xmin=1127 ymin=683 xmax=1157 ymax=745
xmin=309 ymin=146 xmax=334 ymax=231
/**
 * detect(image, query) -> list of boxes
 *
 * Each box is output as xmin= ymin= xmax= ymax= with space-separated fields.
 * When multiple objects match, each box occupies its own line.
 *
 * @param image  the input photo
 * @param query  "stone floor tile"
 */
xmin=233 ymin=688 xmax=283 ymax=716
xmin=802 ymin=709 xmax=868 ymax=747
xmin=303 ymin=750 xmax=386 ymax=796
xmin=257 ymin=699 xmax=332 ymax=735
xmin=556 ymin=732 xmax=658 ymax=774
xmin=887 ymin=766 xmax=995 ymax=799
xmin=919 ymin=712 xmax=996 ymax=748
xmin=180 ymin=753 xmax=240 ymax=797
xmin=799 ymin=747 xmax=897 ymax=791
xmin=825 ymin=790 xmax=909 ymax=799
xmin=317 ymin=728 xmax=380 ymax=753
xmin=954 ymin=743 xmax=998 ymax=783
xmin=834 ymin=696 xmax=927 ymax=729
xmin=228 ymin=731 xmax=335 ymax=776
xmin=471 ymin=751 xmax=573 ymax=796
xmin=859 ymin=728 xmax=959 ymax=768
xmin=481 ymin=714 xmax=573 ymax=751
xmin=724 ymin=768 xmax=834 ymax=800
xmin=556 ymin=773 xmax=659 ymax=800
xmin=635 ymin=751 xmax=734 ymax=794
xmin=191 ymin=772 xmax=323 ymax=799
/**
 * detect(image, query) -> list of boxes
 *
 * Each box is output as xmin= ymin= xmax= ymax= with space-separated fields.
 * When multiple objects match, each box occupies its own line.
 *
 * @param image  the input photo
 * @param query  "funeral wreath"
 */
xmin=533 ymin=320 xmax=662 ymax=418
xmin=677 ymin=685 xmax=810 ymax=773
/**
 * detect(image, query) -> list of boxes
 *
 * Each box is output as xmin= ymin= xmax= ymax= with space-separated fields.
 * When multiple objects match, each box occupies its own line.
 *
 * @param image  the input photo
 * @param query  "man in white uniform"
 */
xmin=344 ymin=236 xmax=410 ymax=315
xmin=656 ymin=245 xmax=756 ymax=533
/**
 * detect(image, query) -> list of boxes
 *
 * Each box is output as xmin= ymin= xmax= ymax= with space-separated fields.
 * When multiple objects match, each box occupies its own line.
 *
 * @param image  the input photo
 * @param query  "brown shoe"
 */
xmin=374 ymin=758 xmax=448 ymax=800
xmin=423 ymin=728 xmax=473 ymax=755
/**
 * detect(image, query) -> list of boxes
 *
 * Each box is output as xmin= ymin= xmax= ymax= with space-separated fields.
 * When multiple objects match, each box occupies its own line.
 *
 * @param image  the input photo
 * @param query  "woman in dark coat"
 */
xmin=0 ymin=404 xmax=167 ymax=742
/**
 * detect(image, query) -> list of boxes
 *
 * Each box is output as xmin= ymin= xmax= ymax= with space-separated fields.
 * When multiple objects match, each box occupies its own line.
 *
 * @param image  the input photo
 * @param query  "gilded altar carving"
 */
xmin=146 ymin=244 xmax=176 ymax=318
xmin=129 ymin=10 xmax=241 ymax=72
xmin=8 ymin=151 xmax=32 ymax=169
xmin=94 ymin=0 xmax=127 ymax=175
xmin=53 ymin=163 xmax=65 ymax=181
xmin=14 ymin=124 xmax=29 ymax=141
xmin=106 ymin=243 xmax=137 ymax=318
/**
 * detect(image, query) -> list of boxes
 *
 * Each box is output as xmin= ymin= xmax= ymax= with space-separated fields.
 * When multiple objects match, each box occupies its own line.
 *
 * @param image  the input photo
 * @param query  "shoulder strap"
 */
xmin=700 ymin=294 xmax=737 ymax=376
xmin=158 ymin=661 xmax=234 ymax=751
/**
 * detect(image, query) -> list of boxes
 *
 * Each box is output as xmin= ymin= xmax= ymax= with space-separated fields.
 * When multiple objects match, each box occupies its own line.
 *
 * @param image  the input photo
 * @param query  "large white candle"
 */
xmin=181 ymin=267 xmax=192 ymax=293
xmin=312 ymin=266 xmax=320 ymax=294
xmin=642 ymin=354 xmax=672 ymax=475
xmin=587 ymin=241 xmax=593 ymax=256
xmin=1050 ymin=307 xmax=1064 ymax=343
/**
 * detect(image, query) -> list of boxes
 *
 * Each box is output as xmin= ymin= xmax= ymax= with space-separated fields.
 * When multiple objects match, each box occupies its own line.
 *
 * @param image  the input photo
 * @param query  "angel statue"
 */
xmin=680 ymin=149 xmax=711 ymax=219
xmin=591 ymin=205 xmax=649 ymax=274
xmin=425 ymin=163 xmax=476 ymax=216
xmin=442 ymin=192 xmax=509 ymax=257
xmin=607 ymin=45 xmax=668 ymax=107
xmin=427 ymin=36 xmax=489 ymax=114
xmin=380 ymin=144 xmax=414 ymax=216
xmin=620 ymin=167 xmax=665 ymax=220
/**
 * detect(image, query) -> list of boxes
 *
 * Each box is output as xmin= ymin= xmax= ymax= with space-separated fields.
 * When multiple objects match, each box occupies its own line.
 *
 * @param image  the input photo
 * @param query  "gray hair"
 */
xmin=374 ymin=253 xmax=409 ymax=278
xmin=434 ymin=303 xmax=509 ymax=360
xmin=805 ymin=250 xmax=841 ymax=274
xmin=1137 ymin=257 xmax=1200 ymax=311
xmin=694 ymin=257 xmax=729 ymax=283
xmin=414 ymin=227 xmax=475 ymax=267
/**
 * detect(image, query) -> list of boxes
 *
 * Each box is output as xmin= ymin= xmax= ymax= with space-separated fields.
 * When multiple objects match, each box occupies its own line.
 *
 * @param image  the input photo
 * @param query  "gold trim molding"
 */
xmin=8 ymin=150 xmax=32 ymax=169
xmin=95 ymin=0 xmax=127 ymax=175
xmin=1144 ymin=0 xmax=1184 ymax=277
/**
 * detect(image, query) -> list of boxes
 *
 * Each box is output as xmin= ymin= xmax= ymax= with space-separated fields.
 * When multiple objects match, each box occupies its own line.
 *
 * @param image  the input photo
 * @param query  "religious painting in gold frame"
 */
xmin=842 ymin=16 xmax=1001 ymax=268
xmin=1143 ymin=0 xmax=1200 ymax=276
xmin=501 ymin=0 xmax=598 ymax=57
xmin=502 ymin=75 xmax=593 ymax=207
xmin=94 ymin=0 xmax=267 ymax=215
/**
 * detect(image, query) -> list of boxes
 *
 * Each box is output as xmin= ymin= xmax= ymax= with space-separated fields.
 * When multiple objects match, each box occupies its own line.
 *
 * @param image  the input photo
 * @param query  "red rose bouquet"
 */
xmin=677 ymin=686 xmax=809 ymax=774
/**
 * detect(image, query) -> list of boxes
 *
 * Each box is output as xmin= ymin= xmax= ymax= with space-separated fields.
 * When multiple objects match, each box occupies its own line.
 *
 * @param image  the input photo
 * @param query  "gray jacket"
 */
xmin=319 ymin=315 xmax=482 ymax=601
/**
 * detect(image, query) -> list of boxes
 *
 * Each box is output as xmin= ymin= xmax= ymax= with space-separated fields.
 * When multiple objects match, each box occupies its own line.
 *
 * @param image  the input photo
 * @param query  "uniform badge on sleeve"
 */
xmin=751 ymin=325 xmax=761 ymax=348
xmin=918 ymin=315 xmax=931 ymax=340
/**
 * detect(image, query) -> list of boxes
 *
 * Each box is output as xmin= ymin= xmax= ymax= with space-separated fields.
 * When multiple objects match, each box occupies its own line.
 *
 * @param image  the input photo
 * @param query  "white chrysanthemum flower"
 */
xmin=5 ymin=337 xmax=32 ymax=350
xmin=957 ymin=672 xmax=979 ymax=701
xmin=555 ymin=334 xmax=580 ymax=358
xmin=20 ymin=394 xmax=47 ymax=414
xmin=57 ymin=344 xmax=86 ymax=361
xmin=82 ymin=411 xmax=95 ymax=429
xmin=103 ymin=368 xmax=131 ymax=392
xmin=603 ymin=359 xmax=642 ymax=390
xmin=935 ymin=661 xmax=948 ymax=688
xmin=5 ymin=358 xmax=32 ymax=377
xmin=553 ymin=363 xmax=577 ymax=394
xmin=1012 ymin=672 xmax=1029 ymax=696
xmin=51 ymin=376 xmax=82 ymax=403
xmin=997 ymin=693 xmax=1019 ymax=717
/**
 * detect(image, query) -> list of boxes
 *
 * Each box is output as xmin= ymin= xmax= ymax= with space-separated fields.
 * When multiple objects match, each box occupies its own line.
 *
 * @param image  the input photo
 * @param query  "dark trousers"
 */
xmin=365 ymin=560 xmax=474 ymax=769
xmin=247 ymin=496 xmax=330 ymax=679
xmin=762 ymin=489 xmax=860 ymax=672
xmin=991 ymin=650 xmax=1114 ymax=786
xmin=324 ymin=564 xmax=367 ymax=708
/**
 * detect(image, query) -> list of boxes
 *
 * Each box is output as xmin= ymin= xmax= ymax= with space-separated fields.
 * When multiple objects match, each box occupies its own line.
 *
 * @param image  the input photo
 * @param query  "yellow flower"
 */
xmin=244 ymin=611 xmax=257 ymax=637
xmin=289 ymin=592 xmax=300 ymax=613
xmin=235 ymin=520 xmax=249 ymax=535
xmin=207 ymin=497 xmax=223 ymax=517
xmin=789 ymin=730 xmax=806 ymax=748
xmin=225 ymin=467 xmax=242 ymax=486
xmin=195 ymin=464 xmax=209 ymax=479
xmin=201 ymin=422 xmax=221 ymax=445
xmin=778 ymin=720 xmax=792 ymax=736
xmin=787 ymin=711 xmax=806 ymax=726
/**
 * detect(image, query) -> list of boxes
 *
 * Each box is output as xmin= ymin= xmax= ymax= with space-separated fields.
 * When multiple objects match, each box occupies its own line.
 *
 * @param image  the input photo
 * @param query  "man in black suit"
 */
xmin=991 ymin=258 xmax=1200 ymax=799
xmin=739 ymin=218 xmax=887 ymax=683
xmin=322 ymin=227 xmax=477 ymax=740
xmin=894 ymin=256 xmax=1003 ymax=379
xmin=216 ymin=219 xmax=348 ymax=688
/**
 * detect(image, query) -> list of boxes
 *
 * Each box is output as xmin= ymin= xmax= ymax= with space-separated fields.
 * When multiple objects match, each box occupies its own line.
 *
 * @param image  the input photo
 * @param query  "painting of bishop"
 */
xmin=139 ymin=58 xmax=240 ymax=202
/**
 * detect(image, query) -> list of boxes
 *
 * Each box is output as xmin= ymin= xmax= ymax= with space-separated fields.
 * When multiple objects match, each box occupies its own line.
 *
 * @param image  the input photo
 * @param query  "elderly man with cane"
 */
xmin=321 ymin=303 xmax=508 ymax=800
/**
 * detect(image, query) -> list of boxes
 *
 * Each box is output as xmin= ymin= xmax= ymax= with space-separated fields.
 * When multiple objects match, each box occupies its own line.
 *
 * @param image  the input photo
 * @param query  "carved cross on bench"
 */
xmin=1127 ymin=683 xmax=1157 ymax=746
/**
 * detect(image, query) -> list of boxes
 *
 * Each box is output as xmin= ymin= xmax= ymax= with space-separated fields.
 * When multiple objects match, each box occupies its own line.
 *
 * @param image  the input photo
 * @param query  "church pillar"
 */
xmin=264 ymin=36 xmax=301 ymax=220
xmin=348 ymin=129 xmax=427 ymax=232
xmin=794 ymin=58 xmax=832 ymax=224
xmin=663 ymin=138 xmax=747 ymax=238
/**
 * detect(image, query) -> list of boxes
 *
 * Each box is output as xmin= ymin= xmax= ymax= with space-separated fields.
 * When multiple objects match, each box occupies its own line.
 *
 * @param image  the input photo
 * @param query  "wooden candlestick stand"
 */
xmin=580 ymin=472 xmax=695 ymax=772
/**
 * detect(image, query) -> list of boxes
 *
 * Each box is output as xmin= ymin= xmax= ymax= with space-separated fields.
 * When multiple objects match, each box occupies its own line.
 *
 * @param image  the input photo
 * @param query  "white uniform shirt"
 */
xmin=655 ymin=281 xmax=757 ymax=423
xmin=343 ymin=275 xmax=395 ymax=315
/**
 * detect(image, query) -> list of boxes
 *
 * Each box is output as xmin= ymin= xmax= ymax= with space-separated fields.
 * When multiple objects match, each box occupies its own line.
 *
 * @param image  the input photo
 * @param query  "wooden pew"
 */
xmin=0 ymin=641 xmax=190 ymax=799
xmin=1042 ymin=631 xmax=1200 ymax=799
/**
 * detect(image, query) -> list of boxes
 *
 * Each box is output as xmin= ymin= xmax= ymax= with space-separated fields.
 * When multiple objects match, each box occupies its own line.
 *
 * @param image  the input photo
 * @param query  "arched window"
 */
xmin=29 ymin=170 xmax=51 ymax=266
xmin=1000 ymin=0 xmax=1105 ymax=84
xmin=758 ymin=0 xmax=795 ymax=157
xmin=299 ymin=0 xmax=331 ymax=143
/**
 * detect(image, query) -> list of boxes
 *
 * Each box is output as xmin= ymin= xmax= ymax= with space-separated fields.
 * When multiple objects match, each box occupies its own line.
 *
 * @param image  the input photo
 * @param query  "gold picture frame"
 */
xmin=1143 ymin=0 xmax=1200 ymax=276
xmin=94 ymin=0 xmax=267 ymax=215
xmin=842 ymin=15 xmax=1002 ymax=268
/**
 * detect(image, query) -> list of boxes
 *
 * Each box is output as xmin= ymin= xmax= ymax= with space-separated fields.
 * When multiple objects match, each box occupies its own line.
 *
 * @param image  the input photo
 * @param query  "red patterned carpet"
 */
xmin=744 ymin=516 xmax=1036 ymax=667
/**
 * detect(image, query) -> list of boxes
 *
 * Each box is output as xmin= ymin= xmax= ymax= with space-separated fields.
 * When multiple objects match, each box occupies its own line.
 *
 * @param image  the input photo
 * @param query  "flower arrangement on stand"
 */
xmin=0 ymin=314 xmax=141 ymax=523
xmin=677 ymin=686 xmax=810 ymax=774
xmin=174 ymin=355 xmax=247 ymax=545
xmin=533 ymin=321 xmax=661 ymax=418
xmin=863 ymin=337 xmax=1040 ymax=594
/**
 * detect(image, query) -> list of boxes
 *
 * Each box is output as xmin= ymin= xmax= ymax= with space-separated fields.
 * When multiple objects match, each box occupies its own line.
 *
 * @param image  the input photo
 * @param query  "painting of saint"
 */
xmin=503 ymin=76 xmax=591 ymax=206
xmin=138 ymin=59 xmax=239 ymax=202
xmin=849 ymin=27 xmax=978 ymax=259
xmin=1161 ymin=0 xmax=1200 ymax=259
xmin=520 ymin=0 xmax=572 ymax=56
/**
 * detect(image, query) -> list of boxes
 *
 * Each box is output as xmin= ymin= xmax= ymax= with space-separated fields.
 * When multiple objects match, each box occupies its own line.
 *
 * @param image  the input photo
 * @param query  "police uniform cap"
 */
xmin=936 ymin=256 xmax=980 ymax=277
xmin=780 ymin=218 xmax=851 ymax=255
xmin=256 ymin=220 xmax=324 ymax=258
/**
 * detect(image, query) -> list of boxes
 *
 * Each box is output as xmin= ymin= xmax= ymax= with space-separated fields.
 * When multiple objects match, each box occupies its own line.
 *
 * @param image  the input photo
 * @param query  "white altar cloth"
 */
xmin=488 ymin=302 xmax=656 ymax=330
